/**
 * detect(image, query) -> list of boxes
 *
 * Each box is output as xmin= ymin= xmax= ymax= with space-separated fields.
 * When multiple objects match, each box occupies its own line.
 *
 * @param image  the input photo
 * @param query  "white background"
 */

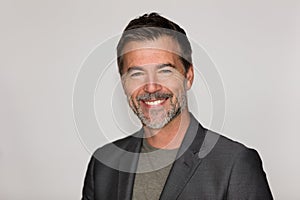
xmin=1 ymin=0 xmax=299 ymax=199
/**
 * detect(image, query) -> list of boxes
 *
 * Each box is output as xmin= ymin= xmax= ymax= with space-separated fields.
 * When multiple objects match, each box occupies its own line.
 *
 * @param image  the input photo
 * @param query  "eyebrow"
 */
xmin=126 ymin=66 xmax=144 ymax=74
xmin=126 ymin=63 xmax=176 ymax=73
xmin=157 ymin=63 xmax=176 ymax=69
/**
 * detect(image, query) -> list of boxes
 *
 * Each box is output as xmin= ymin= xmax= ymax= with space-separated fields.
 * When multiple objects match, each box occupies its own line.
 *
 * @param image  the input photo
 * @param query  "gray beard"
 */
xmin=129 ymin=95 xmax=187 ymax=129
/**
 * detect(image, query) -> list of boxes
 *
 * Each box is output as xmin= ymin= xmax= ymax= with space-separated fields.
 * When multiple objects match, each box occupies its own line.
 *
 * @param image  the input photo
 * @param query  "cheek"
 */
xmin=122 ymin=80 xmax=141 ymax=97
xmin=124 ymin=86 xmax=141 ymax=105
xmin=162 ymin=76 xmax=186 ymax=94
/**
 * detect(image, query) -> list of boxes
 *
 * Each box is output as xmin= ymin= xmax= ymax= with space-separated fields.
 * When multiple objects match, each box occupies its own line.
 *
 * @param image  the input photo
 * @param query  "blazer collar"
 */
xmin=159 ymin=114 xmax=207 ymax=200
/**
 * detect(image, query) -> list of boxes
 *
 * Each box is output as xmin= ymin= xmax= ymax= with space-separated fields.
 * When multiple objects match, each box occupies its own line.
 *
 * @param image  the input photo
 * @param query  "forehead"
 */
xmin=122 ymin=36 xmax=182 ymax=69
xmin=122 ymin=36 xmax=181 ymax=55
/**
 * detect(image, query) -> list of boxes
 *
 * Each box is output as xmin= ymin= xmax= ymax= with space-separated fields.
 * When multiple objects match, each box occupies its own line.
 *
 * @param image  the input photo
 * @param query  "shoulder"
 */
xmin=91 ymin=130 xmax=142 ymax=165
xmin=202 ymin=129 xmax=263 ymax=166
xmin=200 ymin=130 xmax=271 ymax=186
xmin=209 ymin=130 xmax=253 ymax=154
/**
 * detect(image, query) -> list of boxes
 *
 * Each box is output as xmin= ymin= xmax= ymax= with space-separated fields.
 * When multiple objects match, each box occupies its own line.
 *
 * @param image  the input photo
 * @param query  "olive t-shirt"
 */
xmin=132 ymin=138 xmax=178 ymax=200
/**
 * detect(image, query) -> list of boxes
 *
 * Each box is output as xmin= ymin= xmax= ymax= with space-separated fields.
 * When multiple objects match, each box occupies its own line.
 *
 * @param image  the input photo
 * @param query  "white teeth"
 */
xmin=144 ymin=99 xmax=164 ymax=106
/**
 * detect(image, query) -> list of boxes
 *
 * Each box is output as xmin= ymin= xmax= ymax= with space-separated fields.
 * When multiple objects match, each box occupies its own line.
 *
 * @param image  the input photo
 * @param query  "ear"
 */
xmin=185 ymin=65 xmax=194 ymax=90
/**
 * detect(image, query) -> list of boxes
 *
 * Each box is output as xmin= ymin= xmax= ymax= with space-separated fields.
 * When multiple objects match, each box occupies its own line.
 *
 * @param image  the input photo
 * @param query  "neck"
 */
xmin=143 ymin=109 xmax=191 ymax=149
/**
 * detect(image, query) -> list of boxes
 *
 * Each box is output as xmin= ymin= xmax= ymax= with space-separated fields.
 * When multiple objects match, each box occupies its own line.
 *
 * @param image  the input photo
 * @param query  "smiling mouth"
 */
xmin=143 ymin=99 xmax=166 ymax=106
xmin=137 ymin=92 xmax=173 ymax=107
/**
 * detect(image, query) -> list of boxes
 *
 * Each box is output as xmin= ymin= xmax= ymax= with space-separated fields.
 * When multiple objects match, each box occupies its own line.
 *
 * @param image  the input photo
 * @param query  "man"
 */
xmin=82 ymin=13 xmax=273 ymax=200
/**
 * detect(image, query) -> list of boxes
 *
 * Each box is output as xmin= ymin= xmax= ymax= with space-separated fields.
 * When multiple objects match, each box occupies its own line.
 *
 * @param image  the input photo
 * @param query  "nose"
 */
xmin=143 ymin=73 xmax=162 ymax=93
xmin=143 ymin=82 xmax=162 ymax=93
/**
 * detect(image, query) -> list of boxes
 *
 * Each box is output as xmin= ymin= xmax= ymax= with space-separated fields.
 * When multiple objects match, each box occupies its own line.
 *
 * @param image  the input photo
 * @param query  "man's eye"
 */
xmin=159 ymin=69 xmax=172 ymax=74
xmin=130 ymin=72 xmax=144 ymax=77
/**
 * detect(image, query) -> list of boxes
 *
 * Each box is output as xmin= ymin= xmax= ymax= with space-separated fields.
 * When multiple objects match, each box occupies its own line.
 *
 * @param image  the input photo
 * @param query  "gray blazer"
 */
xmin=82 ymin=122 xmax=273 ymax=200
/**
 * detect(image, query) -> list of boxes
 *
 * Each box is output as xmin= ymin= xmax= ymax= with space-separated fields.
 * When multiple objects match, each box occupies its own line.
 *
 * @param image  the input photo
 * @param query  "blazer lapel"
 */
xmin=159 ymin=123 xmax=207 ymax=200
xmin=117 ymin=130 xmax=143 ymax=200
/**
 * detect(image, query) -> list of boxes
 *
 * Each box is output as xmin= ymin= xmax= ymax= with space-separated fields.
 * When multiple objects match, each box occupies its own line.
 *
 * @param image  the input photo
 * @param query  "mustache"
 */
xmin=136 ymin=92 xmax=173 ymax=101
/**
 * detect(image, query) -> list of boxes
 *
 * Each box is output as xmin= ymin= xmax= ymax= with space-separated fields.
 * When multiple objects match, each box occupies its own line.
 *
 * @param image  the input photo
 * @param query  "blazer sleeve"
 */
xmin=81 ymin=156 xmax=95 ymax=200
xmin=226 ymin=148 xmax=273 ymax=200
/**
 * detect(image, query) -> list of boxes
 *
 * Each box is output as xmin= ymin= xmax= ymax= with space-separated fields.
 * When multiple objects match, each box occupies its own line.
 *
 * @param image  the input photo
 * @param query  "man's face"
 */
xmin=121 ymin=36 xmax=194 ymax=129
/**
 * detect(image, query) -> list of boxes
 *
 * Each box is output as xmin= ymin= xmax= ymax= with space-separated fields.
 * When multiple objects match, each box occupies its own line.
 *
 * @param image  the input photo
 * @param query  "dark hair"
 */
xmin=117 ymin=12 xmax=192 ymax=75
